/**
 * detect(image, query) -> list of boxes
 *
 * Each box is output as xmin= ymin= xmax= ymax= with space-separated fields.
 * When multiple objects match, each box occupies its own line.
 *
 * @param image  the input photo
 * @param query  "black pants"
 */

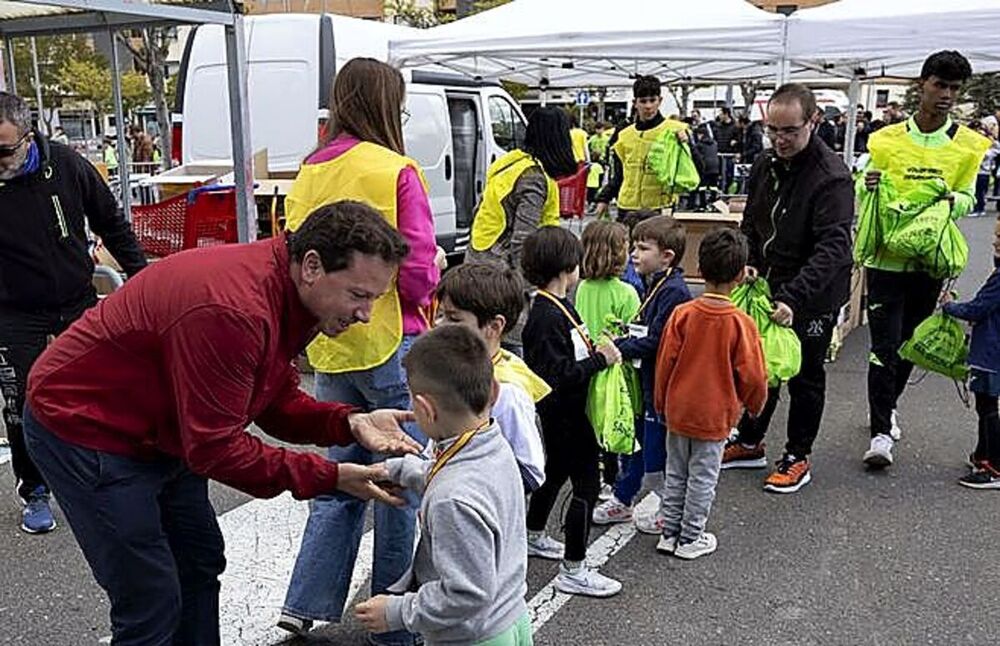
xmin=526 ymin=416 xmax=600 ymax=563
xmin=974 ymin=393 xmax=1000 ymax=465
xmin=737 ymin=313 xmax=837 ymax=457
xmin=24 ymin=406 xmax=225 ymax=645
xmin=866 ymin=268 xmax=942 ymax=437
xmin=1 ymin=295 xmax=96 ymax=500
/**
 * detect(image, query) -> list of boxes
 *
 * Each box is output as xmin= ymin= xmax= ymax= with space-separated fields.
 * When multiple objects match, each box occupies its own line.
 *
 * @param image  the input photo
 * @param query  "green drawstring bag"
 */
xmin=885 ymin=201 xmax=969 ymax=279
xmin=898 ymin=311 xmax=969 ymax=381
xmin=587 ymin=362 xmax=640 ymax=454
xmin=648 ymin=128 xmax=700 ymax=194
xmin=731 ymin=278 xmax=802 ymax=386
xmin=853 ymin=184 xmax=883 ymax=266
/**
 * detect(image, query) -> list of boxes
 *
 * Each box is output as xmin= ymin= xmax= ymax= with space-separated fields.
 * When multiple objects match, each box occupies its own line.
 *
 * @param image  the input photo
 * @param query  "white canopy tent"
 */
xmin=389 ymin=0 xmax=789 ymax=88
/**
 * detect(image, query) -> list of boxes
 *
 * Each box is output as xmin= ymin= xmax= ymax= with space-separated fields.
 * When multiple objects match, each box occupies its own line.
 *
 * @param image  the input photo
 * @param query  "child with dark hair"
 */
xmin=355 ymin=326 xmax=532 ymax=645
xmin=593 ymin=215 xmax=692 ymax=533
xmin=520 ymin=227 xmax=625 ymax=598
xmin=942 ymin=216 xmax=1000 ymax=489
xmin=434 ymin=262 xmax=549 ymax=493
xmin=652 ymin=228 xmax=768 ymax=559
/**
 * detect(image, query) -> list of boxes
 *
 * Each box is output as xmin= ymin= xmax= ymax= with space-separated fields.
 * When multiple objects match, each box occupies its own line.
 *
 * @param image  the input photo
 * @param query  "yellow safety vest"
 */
xmin=492 ymin=348 xmax=551 ymax=403
xmin=285 ymin=141 xmax=427 ymax=374
xmin=471 ymin=149 xmax=560 ymax=252
xmin=570 ymin=128 xmax=589 ymax=164
xmin=613 ymin=118 xmax=688 ymax=210
xmin=869 ymin=120 xmax=991 ymax=197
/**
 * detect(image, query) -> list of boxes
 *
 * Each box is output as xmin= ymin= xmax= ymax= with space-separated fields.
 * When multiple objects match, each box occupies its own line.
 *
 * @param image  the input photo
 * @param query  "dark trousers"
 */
xmin=1 ymin=296 xmax=95 ymax=500
xmin=737 ymin=313 xmax=837 ymax=457
xmin=866 ymin=268 xmax=942 ymax=437
xmin=975 ymin=173 xmax=990 ymax=213
xmin=973 ymin=393 xmax=1000 ymax=465
xmin=526 ymin=416 xmax=600 ymax=562
xmin=23 ymin=406 xmax=225 ymax=646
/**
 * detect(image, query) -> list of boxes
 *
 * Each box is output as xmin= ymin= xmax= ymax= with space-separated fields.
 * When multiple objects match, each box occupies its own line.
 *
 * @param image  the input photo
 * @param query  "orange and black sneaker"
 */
xmin=721 ymin=440 xmax=767 ymax=470
xmin=763 ymin=455 xmax=812 ymax=494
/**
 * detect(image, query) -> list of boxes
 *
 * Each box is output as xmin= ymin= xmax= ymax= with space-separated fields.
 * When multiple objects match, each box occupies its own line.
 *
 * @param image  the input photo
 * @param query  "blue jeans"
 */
xmin=283 ymin=336 xmax=425 ymax=646
xmin=23 ymin=405 xmax=225 ymax=646
xmin=613 ymin=407 xmax=667 ymax=507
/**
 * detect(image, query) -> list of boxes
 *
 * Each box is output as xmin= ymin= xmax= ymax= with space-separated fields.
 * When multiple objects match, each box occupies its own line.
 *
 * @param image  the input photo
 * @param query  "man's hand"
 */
xmin=434 ymin=246 xmax=448 ymax=271
xmin=676 ymin=130 xmax=690 ymax=145
xmin=771 ymin=301 xmax=794 ymax=327
xmin=864 ymin=170 xmax=881 ymax=192
xmin=336 ymin=463 xmax=406 ymax=507
xmin=349 ymin=411 xmax=423 ymax=456
xmin=596 ymin=342 xmax=622 ymax=365
xmin=355 ymin=594 xmax=391 ymax=633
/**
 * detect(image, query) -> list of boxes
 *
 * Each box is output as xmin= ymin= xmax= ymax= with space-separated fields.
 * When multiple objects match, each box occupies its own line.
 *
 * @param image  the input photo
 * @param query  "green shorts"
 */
xmin=473 ymin=613 xmax=532 ymax=646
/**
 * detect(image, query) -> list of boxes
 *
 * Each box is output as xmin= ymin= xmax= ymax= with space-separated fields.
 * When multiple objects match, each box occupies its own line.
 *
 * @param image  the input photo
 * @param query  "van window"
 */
xmin=403 ymin=93 xmax=449 ymax=170
xmin=489 ymin=96 xmax=525 ymax=152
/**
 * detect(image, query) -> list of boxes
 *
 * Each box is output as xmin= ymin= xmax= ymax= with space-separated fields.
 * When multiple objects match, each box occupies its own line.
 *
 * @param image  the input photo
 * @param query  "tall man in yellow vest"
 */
xmin=595 ymin=75 xmax=689 ymax=221
xmin=861 ymin=51 xmax=991 ymax=469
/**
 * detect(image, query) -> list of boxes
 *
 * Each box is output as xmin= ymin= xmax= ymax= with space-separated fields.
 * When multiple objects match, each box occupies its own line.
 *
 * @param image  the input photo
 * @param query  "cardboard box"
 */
xmin=672 ymin=211 xmax=743 ymax=281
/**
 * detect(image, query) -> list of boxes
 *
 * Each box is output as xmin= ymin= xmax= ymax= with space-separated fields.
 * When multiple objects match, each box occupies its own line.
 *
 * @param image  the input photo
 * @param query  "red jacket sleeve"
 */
xmin=163 ymin=306 xmax=340 ymax=500
xmin=254 ymin=364 xmax=358 ymax=447
xmin=734 ymin=317 xmax=769 ymax=416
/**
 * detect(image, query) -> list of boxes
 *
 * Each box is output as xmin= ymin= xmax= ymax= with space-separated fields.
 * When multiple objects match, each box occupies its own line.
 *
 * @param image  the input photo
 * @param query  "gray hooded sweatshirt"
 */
xmin=384 ymin=422 xmax=528 ymax=645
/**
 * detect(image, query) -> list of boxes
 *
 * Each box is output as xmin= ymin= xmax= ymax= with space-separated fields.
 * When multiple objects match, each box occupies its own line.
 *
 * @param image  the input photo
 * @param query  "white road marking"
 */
xmin=217 ymin=493 xmax=374 ymax=646
xmin=528 ymin=493 xmax=659 ymax=633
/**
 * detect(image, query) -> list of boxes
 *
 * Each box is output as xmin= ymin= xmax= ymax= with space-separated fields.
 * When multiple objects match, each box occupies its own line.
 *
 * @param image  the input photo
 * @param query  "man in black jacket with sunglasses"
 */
xmin=0 ymin=91 xmax=147 ymax=534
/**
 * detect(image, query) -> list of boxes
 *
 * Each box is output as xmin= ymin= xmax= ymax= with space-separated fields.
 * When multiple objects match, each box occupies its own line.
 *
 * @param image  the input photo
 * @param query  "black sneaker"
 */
xmin=959 ymin=466 xmax=1000 ymax=490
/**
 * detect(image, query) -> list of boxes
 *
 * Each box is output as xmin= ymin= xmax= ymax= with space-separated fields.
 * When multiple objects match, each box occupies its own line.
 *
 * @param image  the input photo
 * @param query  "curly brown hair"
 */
xmin=581 ymin=220 xmax=629 ymax=279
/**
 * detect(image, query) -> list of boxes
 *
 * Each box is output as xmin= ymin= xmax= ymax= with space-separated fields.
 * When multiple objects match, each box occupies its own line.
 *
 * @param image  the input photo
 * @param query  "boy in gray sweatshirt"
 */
xmin=355 ymin=326 xmax=532 ymax=646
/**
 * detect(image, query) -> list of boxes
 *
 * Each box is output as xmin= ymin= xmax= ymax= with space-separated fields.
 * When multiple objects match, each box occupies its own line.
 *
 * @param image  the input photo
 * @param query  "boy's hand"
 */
xmin=349 ymin=411 xmax=423 ymax=456
xmin=744 ymin=265 xmax=759 ymax=282
xmin=939 ymin=290 xmax=956 ymax=305
xmin=595 ymin=202 xmax=609 ymax=218
xmin=864 ymin=170 xmax=881 ymax=192
xmin=355 ymin=595 xmax=391 ymax=633
xmin=771 ymin=302 xmax=794 ymax=327
xmin=596 ymin=342 xmax=622 ymax=365
xmin=676 ymin=130 xmax=690 ymax=144
xmin=335 ymin=464 xmax=406 ymax=507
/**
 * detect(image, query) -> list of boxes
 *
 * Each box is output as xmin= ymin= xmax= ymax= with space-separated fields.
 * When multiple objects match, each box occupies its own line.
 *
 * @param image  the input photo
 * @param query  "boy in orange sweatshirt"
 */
xmin=653 ymin=228 xmax=768 ymax=559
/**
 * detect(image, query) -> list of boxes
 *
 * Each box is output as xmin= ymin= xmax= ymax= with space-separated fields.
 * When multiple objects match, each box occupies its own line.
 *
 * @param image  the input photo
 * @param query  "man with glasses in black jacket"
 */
xmin=721 ymin=84 xmax=854 ymax=494
xmin=0 ymin=91 xmax=147 ymax=533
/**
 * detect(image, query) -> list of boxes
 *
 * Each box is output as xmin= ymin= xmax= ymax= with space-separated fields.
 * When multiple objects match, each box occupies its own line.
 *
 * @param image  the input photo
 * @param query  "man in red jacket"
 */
xmin=23 ymin=201 xmax=423 ymax=645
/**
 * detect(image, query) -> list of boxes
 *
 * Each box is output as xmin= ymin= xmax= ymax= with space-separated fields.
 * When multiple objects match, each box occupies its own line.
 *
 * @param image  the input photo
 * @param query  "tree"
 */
xmin=59 ymin=59 xmax=113 ymax=113
xmin=117 ymin=28 xmax=173 ymax=167
xmin=12 ymin=35 xmax=101 ymax=133
xmin=385 ymin=0 xmax=439 ymax=27
xmin=964 ymin=73 xmax=1000 ymax=117
xmin=739 ymin=81 xmax=762 ymax=117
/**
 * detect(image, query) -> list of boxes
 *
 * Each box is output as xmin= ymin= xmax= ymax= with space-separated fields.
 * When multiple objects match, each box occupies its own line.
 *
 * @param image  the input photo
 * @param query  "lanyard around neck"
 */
xmin=635 ymin=269 xmax=672 ymax=320
xmin=536 ymin=289 xmax=594 ymax=351
xmin=427 ymin=419 xmax=490 ymax=486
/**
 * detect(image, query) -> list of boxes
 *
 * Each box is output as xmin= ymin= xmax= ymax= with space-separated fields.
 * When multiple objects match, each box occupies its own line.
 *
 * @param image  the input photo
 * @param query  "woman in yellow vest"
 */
xmin=467 ymin=106 xmax=578 ymax=269
xmin=279 ymin=58 xmax=438 ymax=645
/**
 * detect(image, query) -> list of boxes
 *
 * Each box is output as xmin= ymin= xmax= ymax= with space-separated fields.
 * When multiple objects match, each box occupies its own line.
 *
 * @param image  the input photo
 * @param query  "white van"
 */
xmin=173 ymin=13 xmax=527 ymax=255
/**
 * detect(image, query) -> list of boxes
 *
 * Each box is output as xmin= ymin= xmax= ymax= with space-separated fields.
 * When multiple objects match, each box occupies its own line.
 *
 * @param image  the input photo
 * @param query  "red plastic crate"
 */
xmin=131 ymin=186 xmax=239 ymax=257
xmin=132 ymin=193 xmax=188 ymax=257
xmin=557 ymin=163 xmax=588 ymax=219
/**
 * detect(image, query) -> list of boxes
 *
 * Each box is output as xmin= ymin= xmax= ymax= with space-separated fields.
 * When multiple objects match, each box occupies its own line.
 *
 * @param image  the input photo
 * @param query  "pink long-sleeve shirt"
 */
xmin=304 ymin=135 xmax=439 ymax=334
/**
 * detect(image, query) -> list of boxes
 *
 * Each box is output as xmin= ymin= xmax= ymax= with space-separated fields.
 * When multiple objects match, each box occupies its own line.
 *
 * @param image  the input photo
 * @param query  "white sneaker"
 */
xmin=277 ymin=613 xmax=313 ymax=636
xmin=674 ymin=532 xmax=718 ymax=560
xmin=655 ymin=534 xmax=678 ymax=554
xmin=598 ymin=483 xmax=614 ymax=501
xmin=634 ymin=511 xmax=666 ymax=535
xmin=863 ymin=434 xmax=894 ymax=468
xmin=526 ymin=533 xmax=564 ymax=560
xmin=592 ymin=497 xmax=633 ymax=525
xmin=889 ymin=410 xmax=902 ymax=441
xmin=554 ymin=564 xmax=622 ymax=598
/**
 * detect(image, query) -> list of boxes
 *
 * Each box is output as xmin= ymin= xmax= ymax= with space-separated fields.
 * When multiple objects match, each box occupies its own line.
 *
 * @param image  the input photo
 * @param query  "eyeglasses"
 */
xmin=0 ymin=133 xmax=30 ymax=158
xmin=401 ymin=108 xmax=411 ymax=126
xmin=765 ymin=123 xmax=810 ymax=140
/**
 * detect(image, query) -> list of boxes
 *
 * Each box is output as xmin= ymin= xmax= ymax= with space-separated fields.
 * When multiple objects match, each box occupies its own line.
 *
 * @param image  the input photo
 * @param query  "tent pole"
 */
xmin=29 ymin=37 xmax=47 ymax=134
xmin=844 ymin=75 xmax=860 ymax=168
xmin=225 ymin=12 xmax=257 ymax=243
xmin=2 ymin=37 xmax=15 ymax=92
xmin=107 ymin=26 xmax=132 ymax=220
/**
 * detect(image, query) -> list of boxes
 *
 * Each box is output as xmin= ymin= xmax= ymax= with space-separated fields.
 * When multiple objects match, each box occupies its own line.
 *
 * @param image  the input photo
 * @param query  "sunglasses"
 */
xmin=0 ymin=133 xmax=30 ymax=158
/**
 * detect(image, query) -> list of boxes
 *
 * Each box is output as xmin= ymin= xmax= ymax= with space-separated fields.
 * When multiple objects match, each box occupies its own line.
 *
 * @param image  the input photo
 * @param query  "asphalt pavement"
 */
xmin=1 ymin=215 xmax=999 ymax=645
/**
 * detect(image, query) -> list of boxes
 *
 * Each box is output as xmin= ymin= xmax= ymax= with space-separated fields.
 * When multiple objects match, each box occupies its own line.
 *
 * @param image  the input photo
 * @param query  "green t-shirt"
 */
xmin=575 ymin=277 xmax=641 ymax=342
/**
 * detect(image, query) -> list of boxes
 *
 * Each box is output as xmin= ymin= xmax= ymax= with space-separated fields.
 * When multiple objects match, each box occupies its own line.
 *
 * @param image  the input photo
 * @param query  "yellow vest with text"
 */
xmin=869 ymin=120 xmax=990 ymax=197
xmin=471 ymin=149 xmax=560 ymax=252
xmin=613 ymin=118 xmax=688 ymax=210
xmin=571 ymin=128 xmax=589 ymax=163
xmin=285 ymin=141 xmax=427 ymax=374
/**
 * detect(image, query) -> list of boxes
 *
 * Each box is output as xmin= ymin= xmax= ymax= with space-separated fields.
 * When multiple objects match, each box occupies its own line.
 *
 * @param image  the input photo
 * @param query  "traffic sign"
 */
xmin=575 ymin=90 xmax=591 ymax=106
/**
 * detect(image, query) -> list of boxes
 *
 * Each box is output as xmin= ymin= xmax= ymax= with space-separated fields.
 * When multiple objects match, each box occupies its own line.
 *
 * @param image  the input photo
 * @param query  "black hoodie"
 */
xmin=0 ymin=133 xmax=147 ymax=310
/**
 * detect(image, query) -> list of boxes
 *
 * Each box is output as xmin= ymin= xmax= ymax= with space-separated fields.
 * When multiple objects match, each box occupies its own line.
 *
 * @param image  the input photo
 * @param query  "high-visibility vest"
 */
xmin=571 ymin=128 xmax=589 ymax=163
xmin=613 ymin=118 xmax=688 ymax=210
xmin=869 ymin=119 xmax=991 ymax=197
xmin=285 ymin=141 xmax=427 ymax=374
xmin=471 ymin=149 xmax=560 ymax=252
